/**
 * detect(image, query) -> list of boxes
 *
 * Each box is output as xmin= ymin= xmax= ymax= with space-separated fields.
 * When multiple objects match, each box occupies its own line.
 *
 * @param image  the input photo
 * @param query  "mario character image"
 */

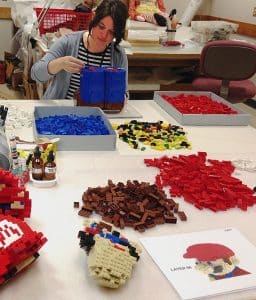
xmin=183 ymin=243 xmax=250 ymax=281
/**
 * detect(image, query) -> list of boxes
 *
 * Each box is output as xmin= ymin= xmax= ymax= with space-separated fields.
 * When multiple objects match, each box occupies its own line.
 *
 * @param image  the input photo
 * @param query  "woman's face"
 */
xmin=91 ymin=16 xmax=115 ymax=49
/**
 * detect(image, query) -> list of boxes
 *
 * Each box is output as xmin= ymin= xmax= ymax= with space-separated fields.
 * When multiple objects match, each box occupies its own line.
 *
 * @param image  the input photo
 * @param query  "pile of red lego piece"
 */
xmin=0 ymin=168 xmax=31 ymax=219
xmin=144 ymin=152 xmax=256 ymax=211
xmin=0 ymin=215 xmax=47 ymax=284
xmin=161 ymin=93 xmax=238 ymax=114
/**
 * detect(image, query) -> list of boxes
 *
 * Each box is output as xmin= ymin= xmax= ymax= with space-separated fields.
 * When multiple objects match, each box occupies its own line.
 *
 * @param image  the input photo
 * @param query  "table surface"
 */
xmin=1 ymin=99 xmax=256 ymax=300
xmin=127 ymin=26 xmax=202 ymax=58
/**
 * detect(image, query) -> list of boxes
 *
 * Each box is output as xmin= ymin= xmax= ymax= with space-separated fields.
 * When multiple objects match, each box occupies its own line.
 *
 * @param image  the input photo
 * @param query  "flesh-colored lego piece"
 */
xmin=78 ymin=219 xmax=141 ymax=288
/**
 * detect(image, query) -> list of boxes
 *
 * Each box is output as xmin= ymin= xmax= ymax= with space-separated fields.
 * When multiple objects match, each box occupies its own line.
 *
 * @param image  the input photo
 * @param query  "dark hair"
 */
xmin=89 ymin=0 xmax=128 ymax=49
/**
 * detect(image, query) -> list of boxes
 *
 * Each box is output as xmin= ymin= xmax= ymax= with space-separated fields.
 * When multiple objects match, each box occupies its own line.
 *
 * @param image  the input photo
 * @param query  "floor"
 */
xmin=0 ymin=83 xmax=23 ymax=100
xmin=0 ymin=83 xmax=256 ymax=128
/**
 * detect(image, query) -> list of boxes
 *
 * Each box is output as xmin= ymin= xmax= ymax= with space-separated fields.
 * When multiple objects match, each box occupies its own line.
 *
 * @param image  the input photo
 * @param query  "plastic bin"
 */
xmin=154 ymin=91 xmax=250 ymax=126
xmin=35 ymin=8 xmax=93 ymax=35
xmin=0 ymin=128 xmax=10 ymax=170
xmin=33 ymin=106 xmax=116 ymax=151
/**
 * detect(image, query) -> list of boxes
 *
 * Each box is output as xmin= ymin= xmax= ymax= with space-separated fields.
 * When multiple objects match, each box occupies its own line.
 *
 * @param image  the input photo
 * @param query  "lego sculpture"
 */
xmin=0 ymin=168 xmax=31 ymax=219
xmin=0 ymin=215 xmax=47 ymax=284
xmin=78 ymin=66 xmax=126 ymax=112
xmin=78 ymin=219 xmax=141 ymax=288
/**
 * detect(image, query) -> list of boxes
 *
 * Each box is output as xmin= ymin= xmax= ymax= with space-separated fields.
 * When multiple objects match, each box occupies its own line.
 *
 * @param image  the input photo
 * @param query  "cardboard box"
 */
xmin=154 ymin=91 xmax=250 ymax=126
xmin=33 ymin=106 xmax=116 ymax=151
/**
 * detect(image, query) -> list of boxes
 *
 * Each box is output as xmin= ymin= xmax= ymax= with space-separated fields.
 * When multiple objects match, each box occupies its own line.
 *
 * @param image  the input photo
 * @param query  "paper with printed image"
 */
xmin=140 ymin=228 xmax=256 ymax=299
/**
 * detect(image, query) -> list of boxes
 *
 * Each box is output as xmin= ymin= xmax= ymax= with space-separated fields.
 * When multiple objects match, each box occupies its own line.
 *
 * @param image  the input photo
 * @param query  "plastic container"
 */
xmin=154 ymin=91 xmax=250 ymax=126
xmin=34 ymin=8 xmax=93 ymax=35
xmin=30 ymin=172 xmax=57 ymax=188
xmin=0 ymin=127 xmax=10 ymax=170
xmin=33 ymin=106 xmax=116 ymax=151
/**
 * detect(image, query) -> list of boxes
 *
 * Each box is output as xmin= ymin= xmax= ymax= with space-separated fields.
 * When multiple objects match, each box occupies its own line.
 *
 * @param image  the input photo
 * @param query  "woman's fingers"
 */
xmin=62 ymin=56 xmax=84 ymax=73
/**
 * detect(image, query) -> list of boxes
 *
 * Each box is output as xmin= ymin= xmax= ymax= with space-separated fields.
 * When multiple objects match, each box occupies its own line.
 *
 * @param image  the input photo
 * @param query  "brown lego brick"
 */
xmin=79 ymin=180 xmax=187 ymax=231
xmin=177 ymin=211 xmax=187 ymax=221
xmin=73 ymin=202 xmax=80 ymax=208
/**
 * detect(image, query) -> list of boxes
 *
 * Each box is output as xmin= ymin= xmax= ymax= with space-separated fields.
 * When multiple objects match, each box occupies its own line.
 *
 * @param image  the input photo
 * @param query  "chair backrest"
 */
xmin=200 ymin=40 xmax=256 ymax=81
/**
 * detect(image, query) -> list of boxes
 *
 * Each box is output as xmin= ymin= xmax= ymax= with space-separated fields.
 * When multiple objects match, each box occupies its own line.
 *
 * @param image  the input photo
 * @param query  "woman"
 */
xmin=31 ymin=0 xmax=128 ymax=99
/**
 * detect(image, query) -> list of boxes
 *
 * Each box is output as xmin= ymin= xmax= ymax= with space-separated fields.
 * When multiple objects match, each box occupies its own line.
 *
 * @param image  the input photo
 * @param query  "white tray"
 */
xmin=30 ymin=173 xmax=57 ymax=188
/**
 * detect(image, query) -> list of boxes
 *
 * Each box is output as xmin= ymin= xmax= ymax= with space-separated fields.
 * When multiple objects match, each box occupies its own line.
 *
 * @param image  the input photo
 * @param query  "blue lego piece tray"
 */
xmin=33 ymin=106 xmax=116 ymax=151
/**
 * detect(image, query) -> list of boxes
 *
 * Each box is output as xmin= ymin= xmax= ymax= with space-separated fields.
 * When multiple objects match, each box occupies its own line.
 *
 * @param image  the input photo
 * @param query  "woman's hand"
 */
xmin=48 ymin=56 xmax=85 ymax=75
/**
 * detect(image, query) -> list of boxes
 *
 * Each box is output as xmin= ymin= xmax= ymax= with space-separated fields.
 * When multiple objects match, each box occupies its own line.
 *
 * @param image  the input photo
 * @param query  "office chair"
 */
xmin=192 ymin=40 xmax=256 ymax=103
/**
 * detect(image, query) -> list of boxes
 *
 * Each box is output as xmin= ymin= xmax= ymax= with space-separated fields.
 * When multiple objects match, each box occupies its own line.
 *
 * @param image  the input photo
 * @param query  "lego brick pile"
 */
xmin=144 ymin=152 xmax=256 ymax=211
xmin=79 ymin=180 xmax=187 ymax=232
xmin=36 ymin=114 xmax=110 ymax=135
xmin=78 ymin=219 xmax=141 ymax=288
xmin=112 ymin=120 xmax=191 ymax=151
xmin=0 ymin=168 xmax=31 ymax=219
xmin=161 ymin=93 xmax=238 ymax=114
xmin=0 ymin=215 xmax=47 ymax=284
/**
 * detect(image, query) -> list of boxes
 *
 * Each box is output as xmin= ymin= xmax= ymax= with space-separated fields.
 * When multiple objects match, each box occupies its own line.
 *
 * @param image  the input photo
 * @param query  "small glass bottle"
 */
xmin=32 ymin=146 xmax=44 ymax=180
xmin=9 ymin=135 xmax=19 ymax=171
xmin=44 ymin=150 xmax=56 ymax=180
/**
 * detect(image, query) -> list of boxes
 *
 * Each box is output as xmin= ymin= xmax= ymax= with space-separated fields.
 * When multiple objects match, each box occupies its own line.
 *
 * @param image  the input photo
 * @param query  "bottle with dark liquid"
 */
xmin=32 ymin=146 xmax=44 ymax=180
xmin=44 ymin=150 xmax=56 ymax=180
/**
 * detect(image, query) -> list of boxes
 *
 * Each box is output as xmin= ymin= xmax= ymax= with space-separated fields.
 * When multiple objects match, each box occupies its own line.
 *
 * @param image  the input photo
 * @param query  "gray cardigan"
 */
xmin=31 ymin=31 xmax=128 ymax=99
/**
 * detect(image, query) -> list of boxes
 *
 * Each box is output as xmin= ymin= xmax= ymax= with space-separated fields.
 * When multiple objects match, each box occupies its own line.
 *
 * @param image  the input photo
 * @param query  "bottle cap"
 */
xmin=47 ymin=150 xmax=55 ymax=162
xmin=34 ymin=146 xmax=41 ymax=158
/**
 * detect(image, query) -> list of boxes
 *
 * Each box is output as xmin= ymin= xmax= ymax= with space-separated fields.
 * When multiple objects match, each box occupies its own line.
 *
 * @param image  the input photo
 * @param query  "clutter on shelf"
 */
xmin=191 ymin=21 xmax=239 ymax=44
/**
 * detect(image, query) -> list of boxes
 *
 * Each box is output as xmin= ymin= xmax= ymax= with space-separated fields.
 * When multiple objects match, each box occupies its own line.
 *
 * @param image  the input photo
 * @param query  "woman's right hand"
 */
xmin=48 ymin=56 xmax=85 ymax=75
xmin=61 ymin=56 xmax=85 ymax=73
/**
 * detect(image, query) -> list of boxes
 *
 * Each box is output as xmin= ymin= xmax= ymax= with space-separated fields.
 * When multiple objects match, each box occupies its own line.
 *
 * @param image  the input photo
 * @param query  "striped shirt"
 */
xmin=66 ymin=41 xmax=111 ymax=99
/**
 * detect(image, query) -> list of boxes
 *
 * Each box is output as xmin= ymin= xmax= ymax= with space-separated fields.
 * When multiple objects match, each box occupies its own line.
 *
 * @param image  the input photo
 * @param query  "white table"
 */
xmin=1 ymin=99 xmax=256 ymax=300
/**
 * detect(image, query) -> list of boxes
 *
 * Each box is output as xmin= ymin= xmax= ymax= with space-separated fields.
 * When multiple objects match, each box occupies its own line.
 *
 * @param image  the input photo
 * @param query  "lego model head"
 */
xmin=0 ymin=215 xmax=47 ymax=284
xmin=183 ymin=243 xmax=250 ymax=280
xmin=0 ymin=168 xmax=31 ymax=219
xmin=78 ymin=219 xmax=141 ymax=288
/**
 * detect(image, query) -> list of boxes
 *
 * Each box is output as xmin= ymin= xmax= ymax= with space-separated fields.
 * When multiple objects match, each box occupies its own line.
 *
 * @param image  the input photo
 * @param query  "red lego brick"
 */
xmin=144 ymin=153 xmax=256 ymax=212
xmin=0 ymin=215 xmax=47 ymax=284
xmin=0 ymin=169 xmax=31 ymax=219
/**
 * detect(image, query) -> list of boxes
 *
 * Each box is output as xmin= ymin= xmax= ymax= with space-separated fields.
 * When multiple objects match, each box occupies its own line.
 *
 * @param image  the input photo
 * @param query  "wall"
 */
xmin=164 ymin=0 xmax=211 ymax=18
xmin=165 ymin=0 xmax=256 ymax=24
xmin=0 ymin=20 xmax=13 ymax=60
xmin=209 ymin=0 xmax=256 ymax=23
xmin=0 ymin=1 xmax=13 ymax=60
